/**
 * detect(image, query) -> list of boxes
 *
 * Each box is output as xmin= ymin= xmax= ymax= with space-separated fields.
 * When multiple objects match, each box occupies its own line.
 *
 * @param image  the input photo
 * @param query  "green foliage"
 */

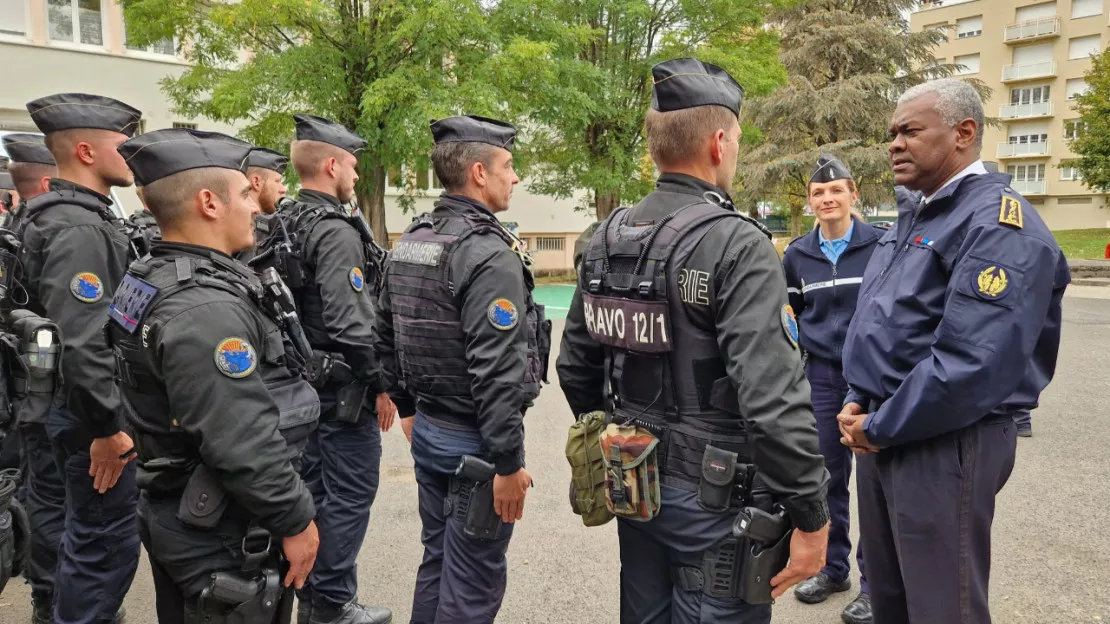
xmin=735 ymin=0 xmax=986 ymax=235
xmin=1052 ymin=228 xmax=1110 ymax=259
xmin=1068 ymin=49 xmax=1110 ymax=193
xmin=491 ymin=0 xmax=788 ymax=218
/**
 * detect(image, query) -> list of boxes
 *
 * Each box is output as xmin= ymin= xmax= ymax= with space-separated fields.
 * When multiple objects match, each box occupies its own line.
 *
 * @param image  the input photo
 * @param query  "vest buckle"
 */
xmin=587 ymin=278 xmax=602 ymax=294
xmin=637 ymin=281 xmax=653 ymax=298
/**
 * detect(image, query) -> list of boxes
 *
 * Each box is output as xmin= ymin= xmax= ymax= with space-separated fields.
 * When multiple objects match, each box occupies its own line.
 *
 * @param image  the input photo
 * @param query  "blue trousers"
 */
xmin=857 ymin=417 xmax=1016 ymax=624
xmin=300 ymin=390 xmax=382 ymax=608
xmin=617 ymin=485 xmax=772 ymax=624
xmin=805 ymin=357 xmax=867 ymax=593
xmin=1012 ymin=410 xmax=1031 ymax=430
xmin=18 ymin=424 xmax=65 ymax=596
xmin=409 ymin=414 xmax=514 ymax=624
xmin=51 ymin=437 xmax=140 ymax=624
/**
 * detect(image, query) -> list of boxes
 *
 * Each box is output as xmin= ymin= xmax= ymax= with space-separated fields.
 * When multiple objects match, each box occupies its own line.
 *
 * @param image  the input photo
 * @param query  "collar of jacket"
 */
xmin=792 ymin=217 xmax=880 ymax=260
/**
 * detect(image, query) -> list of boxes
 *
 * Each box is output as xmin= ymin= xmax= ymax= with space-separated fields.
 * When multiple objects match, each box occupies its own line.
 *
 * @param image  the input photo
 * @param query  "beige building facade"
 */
xmin=911 ymin=0 xmax=1110 ymax=229
xmin=0 ymin=0 xmax=595 ymax=268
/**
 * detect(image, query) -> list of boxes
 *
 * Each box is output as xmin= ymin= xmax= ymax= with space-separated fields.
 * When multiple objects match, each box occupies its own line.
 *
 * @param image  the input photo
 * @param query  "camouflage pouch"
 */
xmin=565 ymin=411 xmax=614 ymax=527
xmin=599 ymin=423 xmax=661 ymax=522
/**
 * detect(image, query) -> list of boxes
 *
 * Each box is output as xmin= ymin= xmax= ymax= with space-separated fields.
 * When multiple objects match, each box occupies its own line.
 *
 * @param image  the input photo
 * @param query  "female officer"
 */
xmin=783 ymin=154 xmax=881 ymax=624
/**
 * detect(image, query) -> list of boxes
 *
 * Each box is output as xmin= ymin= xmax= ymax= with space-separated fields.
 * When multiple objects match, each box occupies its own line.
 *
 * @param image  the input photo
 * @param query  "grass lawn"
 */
xmin=1053 ymin=229 xmax=1110 ymax=259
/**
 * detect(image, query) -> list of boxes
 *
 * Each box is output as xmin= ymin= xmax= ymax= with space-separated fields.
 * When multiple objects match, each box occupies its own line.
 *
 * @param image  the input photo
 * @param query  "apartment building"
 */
xmin=911 ymin=0 xmax=1110 ymax=229
xmin=0 ymin=0 xmax=594 ymax=269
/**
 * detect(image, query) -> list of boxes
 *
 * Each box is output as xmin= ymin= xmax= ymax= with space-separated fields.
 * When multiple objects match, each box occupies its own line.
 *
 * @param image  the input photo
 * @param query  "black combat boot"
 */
xmin=309 ymin=601 xmax=392 ymax=624
xmin=30 ymin=591 xmax=52 ymax=624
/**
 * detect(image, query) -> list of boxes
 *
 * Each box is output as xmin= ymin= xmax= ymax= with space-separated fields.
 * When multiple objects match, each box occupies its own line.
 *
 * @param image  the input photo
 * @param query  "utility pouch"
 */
xmin=177 ymin=465 xmax=230 ymax=530
xmin=334 ymin=380 xmax=367 ymax=423
xmin=697 ymin=444 xmax=738 ymax=513
xmin=564 ymin=411 xmax=613 ymax=527
xmin=599 ymin=423 xmax=661 ymax=521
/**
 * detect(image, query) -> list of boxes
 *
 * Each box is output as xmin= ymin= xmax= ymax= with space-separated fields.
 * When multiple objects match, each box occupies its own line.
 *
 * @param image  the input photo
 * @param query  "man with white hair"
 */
xmin=836 ymin=79 xmax=1070 ymax=623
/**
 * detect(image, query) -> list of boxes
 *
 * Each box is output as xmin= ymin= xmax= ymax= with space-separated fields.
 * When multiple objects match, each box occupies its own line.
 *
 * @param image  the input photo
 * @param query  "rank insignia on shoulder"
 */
xmin=974 ymin=264 xmax=1010 ymax=300
xmin=214 ymin=337 xmax=257 ymax=378
xmin=781 ymin=304 xmax=799 ymax=349
xmin=487 ymin=298 xmax=519 ymax=331
xmin=999 ymin=196 xmax=1023 ymax=229
xmin=70 ymin=272 xmax=103 ymax=303
xmin=349 ymin=267 xmax=365 ymax=292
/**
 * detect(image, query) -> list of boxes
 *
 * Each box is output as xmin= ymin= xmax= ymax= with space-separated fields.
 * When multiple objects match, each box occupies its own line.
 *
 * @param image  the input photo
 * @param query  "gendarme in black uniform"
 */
xmin=109 ymin=128 xmax=318 ymax=623
xmin=556 ymin=59 xmax=829 ymax=623
xmin=20 ymin=93 xmax=141 ymax=624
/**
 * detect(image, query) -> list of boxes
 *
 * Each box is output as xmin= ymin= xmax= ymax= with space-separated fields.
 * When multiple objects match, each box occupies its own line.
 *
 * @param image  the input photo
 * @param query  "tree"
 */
xmin=122 ymin=0 xmax=533 ymax=241
xmin=1066 ymin=48 xmax=1110 ymax=192
xmin=491 ymin=0 xmax=787 ymax=220
xmin=735 ymin=0 xmax=979 ymax=236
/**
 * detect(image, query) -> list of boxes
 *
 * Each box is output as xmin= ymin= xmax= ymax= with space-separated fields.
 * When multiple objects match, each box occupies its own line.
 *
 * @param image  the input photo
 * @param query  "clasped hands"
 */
xmin=837 ymin=402 xmax=880 ymax=455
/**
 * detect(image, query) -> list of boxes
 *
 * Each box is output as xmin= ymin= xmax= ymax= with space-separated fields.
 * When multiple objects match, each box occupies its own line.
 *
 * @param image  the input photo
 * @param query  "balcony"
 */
xmin=1010 ymin=180 xmax=1047 ymax=195
xmin=998 ymin=101 xmax=1053 ymax=119
xmin=1003 ymin=17 xmax=1061 ymax=44
xmin=1001 ymin=61 xmax=1057 ymax=82
xmin=998 ymin=141 xmax=1052 ymax=159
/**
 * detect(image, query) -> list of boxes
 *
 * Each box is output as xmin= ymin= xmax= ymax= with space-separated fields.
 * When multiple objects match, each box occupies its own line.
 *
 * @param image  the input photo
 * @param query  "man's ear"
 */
xmin=955 ymin=119 xmax=978 ymax=151
xmin=249 ymin=173 xmax=263 ymax=192
xmin=711 ymin=129 xmax=727 ymax=165
xmin=39 ymin=176 xmax=52 ymax=194
xmin=197 ymin=188 xmax=220 ymax=220
xmin=325 ymin=157 xmax=339 ymax=180
xmin=75 ymin=141 xmax=95 ymax=166
xmin=470 ymin=160 xmax=488 ymax=188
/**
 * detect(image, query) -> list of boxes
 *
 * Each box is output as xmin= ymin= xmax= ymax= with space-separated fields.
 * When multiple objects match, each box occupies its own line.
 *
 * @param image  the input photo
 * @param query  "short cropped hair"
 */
xmin=141 ymin=168 xmax=232 ymax=228
xmin=898 ymin=79 xmax=985 ymax=150
xmin=290 ymin=140 xmax=348 ymax=180
xmin=7 ymin=162 xmax=55 ymax=198
xmin=645 ymin=105 xmax=738 ymax=168
xmin=431 ymin=141 xmax=498 ymax=192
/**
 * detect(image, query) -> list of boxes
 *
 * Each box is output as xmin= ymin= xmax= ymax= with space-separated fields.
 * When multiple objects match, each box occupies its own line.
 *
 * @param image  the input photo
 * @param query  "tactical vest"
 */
xmin=106 ymin=253 xmax=319 ymax=494
xmin=251 ymin=199 xmax=386 ymax=345
xmin=388 ymin=211 xmax=550 ymax=402
xmin=122 ymin=210 xmax=161 ymax=260
xmin=581 ymin=201 xmax=750 ymax=485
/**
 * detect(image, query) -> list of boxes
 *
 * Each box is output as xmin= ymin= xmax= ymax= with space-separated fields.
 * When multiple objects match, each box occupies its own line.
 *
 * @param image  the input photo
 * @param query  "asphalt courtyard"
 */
xmin=2 ymin=287 xmax=1109 ymax=623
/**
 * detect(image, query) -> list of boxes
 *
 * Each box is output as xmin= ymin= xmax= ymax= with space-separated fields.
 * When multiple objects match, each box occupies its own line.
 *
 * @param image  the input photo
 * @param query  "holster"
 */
xmin=177 ymin=465 xmax=230 ymax=530
xmin=333 ymin=380 xmax=367 ymax=423
xmin=196 ymin=567 xmax=289 ymax=624
xmin=445 ymin=460 xmax=500 ymax=541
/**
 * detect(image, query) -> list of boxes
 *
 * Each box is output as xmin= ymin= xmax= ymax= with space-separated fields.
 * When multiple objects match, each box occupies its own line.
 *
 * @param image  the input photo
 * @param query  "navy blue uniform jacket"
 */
xmin=843 ymin=173 xmax=1069 ymax=448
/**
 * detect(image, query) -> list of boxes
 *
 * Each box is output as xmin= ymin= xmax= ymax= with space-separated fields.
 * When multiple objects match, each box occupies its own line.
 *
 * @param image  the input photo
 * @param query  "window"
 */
xmin=1058 ymin=196 xmax=1093 ymax=204
xmin=1064 ymin=119 xmax=1087 ymax=140
xmin=0 ymin=2 xmax=28 ymax=38
xmin=1066 ymin=78 xmax=1089 ymax=99
xmin=172 ymin=122 xmax=198 ymax=130
xmin=1071 ymin=0 xmax=1103 ymax=19
xmin=1007 ymin=133 xmax=1049 ymax=144
xmin=1013 ymin=42 xmax=1054 ymax=65
xmin=954 ymin=54 xmax=980 ymax=75
xmin=1060 ymin=166 xmax=1083 ymax=181
xmin=1007 ymin=164 xmax=1046 ymax=181
xmin=386 ymin=164 xmax=442 ymax=192
xmin=956 ymin=16 xmax=983 ymax=38
xmin=535 ymin=237 xmax=565 ymax=252
xmin=1010 ymin=85 xmax=1051 ymax=105
xmin=1016 ymin=1 xmax=1058 ymax=22
xmin=47 ymin=0 xmax=104 ymax=46
xmin=1068 ymin=35 xmax=1101 ymax=59
xmin=125 ymin=20 xmax=175 ymax=56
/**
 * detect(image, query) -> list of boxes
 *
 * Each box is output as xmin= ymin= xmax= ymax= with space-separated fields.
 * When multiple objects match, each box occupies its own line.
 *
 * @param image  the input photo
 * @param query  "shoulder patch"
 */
xmin=214 ymin=337 xmax=257 ymax=378
xmin=781 ymin=304 xmax=799 ymax=349
xmin=487 ymin=298 xmax=519 ymax=331
xmin=974 ymin=264 xmax=1010 ymax=300
xmin=108 ymin=274 xmax=159 ymax=334
xmin=349 ymin=266 xmax=365 ymax=292
xmin=999 ymin=196 xmax=1023 ymax=229
xmin=70 ymin=272 xmax=104 ymax=303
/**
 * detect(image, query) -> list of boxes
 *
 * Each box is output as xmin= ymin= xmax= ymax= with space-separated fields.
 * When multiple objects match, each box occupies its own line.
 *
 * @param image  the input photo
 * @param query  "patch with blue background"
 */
xmin=349 ymin=267 xmax=364 ymax=292
xmin=214 ymin=337 xmax=257 ymax=378
xmin=487 ymin=298 xmax=519 ymax=331
xmin=974 ymin=264 xmax=1010 ymax=301
xmin=70 ymin=272 xmax=104 ymax=303
xmin=781 ymin=304 xmax=799 ymax=349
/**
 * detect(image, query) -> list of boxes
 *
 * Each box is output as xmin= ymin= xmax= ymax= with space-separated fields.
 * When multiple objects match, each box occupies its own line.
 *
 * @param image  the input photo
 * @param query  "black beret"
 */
xmin=810 ymin=154 xmax=853 ymax=184
xmin=2 ymin=133 xmax=55 ymax=165
xmin=118 ymin=128 xmax=252 ymax=187
xmin=293 ymin=114 xmax=367 ymax=156
xmin=430 ymin=115 xmax=517 ymax=152
xmin=247 ymin=147 xmax=288 ymax=175
xmin=651 ymin=58 xmax=745 ymax=116
xmin=26 ymin=93 xmax=142 ymax=137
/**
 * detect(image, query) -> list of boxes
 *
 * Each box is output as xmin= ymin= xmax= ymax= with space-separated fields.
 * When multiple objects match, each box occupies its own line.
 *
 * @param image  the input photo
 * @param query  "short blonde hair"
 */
xmin=645 ymin=105 xmax=737 ymax=168
xmin=290 ymin=140 xmax=349 ymax=180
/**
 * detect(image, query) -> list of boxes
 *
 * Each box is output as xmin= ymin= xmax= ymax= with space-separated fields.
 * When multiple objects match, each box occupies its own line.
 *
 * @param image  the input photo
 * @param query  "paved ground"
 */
xmin=2 ymin=291 xmax=1109 ymax=623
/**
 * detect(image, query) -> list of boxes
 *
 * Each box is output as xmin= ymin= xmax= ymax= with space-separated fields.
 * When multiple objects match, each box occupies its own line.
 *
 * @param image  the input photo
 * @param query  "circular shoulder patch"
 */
xmin=70 ymin=272 xmax=104 ymax=303
xmin=974 ymin=264 xmax=1010 ymax=300
xmin=487 ymin=298 xmax=519 ymax=331
xmin=349 ymin=267 xmax=365 ymax=293
xmin=214 ymin=337 xmax=258 ymax=378
xmin=781 ymin=304 xmax=799 ymax=349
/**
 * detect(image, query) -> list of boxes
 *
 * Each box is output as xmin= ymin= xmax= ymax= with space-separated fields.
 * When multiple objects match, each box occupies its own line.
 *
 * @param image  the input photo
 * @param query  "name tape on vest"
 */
xmin=582 ymin=293 xmax=672 ymax=353
xmin=392 ymin=240 xmax=444 ymax=266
